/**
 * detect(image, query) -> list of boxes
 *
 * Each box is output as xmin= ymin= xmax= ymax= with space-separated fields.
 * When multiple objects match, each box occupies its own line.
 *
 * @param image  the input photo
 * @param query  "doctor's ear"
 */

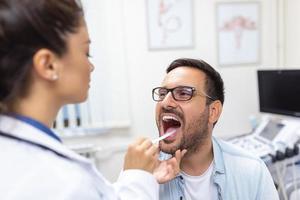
xmin=208 ymin=100 xmax=223 ymax=124
xmin=32 ymin=49 xmax=59 ymax=81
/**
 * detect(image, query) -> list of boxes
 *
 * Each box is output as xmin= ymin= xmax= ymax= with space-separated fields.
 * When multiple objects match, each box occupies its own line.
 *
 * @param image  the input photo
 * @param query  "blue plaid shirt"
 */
xmin=159 ymin=137 xmax=279 ymax=200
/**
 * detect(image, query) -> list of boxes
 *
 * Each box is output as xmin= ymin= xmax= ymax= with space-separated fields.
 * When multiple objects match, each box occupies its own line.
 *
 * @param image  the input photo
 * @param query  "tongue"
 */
xmin=165 ymin=127 xmax=177 ymax=138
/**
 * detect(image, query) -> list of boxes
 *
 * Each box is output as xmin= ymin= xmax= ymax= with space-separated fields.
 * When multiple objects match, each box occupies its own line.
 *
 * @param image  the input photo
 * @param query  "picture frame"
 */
xmin=146 ymin=0 xmax=194 ymax=50
xmin=216 ymin=2 xmax=260 ymax=66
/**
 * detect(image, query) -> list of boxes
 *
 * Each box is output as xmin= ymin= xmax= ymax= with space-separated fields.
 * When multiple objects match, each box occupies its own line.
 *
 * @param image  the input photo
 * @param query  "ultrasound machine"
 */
xmin=229 ymin=69 xmax=300 ymax=159
xmin=229 ymin=116 xmax=300 ymax=159
xmin=229 ymin=70 xmax=300 ymax=157
xmin=228 ymin=69 xmax=300 ymax=200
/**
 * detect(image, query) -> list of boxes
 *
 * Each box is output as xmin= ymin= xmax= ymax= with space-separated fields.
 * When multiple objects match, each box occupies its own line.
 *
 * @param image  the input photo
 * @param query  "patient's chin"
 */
xmin=159 ymin=143 xmax=179 ymax=155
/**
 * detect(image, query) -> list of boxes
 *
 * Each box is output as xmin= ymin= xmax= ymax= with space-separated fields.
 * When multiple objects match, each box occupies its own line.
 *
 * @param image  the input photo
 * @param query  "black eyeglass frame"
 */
xmin=152 ymin=86 xmax=215 ymax=102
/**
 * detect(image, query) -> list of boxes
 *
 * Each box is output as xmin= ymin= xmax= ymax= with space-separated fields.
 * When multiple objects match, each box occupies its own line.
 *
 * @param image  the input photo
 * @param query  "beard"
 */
xmin=159 ymin=106 xmax=210 ymax=155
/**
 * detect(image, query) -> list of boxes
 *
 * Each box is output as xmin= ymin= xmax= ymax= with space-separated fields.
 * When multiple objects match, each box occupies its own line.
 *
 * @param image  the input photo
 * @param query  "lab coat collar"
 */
xmin=10 ymin=113 xmax=62 ymax=143
xmin=0 ymin=114 xmax=91 ymax=164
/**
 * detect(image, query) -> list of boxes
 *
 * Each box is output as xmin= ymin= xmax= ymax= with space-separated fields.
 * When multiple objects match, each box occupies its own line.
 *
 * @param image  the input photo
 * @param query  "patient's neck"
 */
xmin=180 ymin=139 xmax=213 ymax=176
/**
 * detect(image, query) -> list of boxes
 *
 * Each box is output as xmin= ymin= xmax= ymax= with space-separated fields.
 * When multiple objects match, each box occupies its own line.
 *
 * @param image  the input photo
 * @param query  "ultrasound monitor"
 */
xmin=257 ymin=70 xmax=300 ymax=117
xmin=258 ymin=120 xmax=284 ymax=141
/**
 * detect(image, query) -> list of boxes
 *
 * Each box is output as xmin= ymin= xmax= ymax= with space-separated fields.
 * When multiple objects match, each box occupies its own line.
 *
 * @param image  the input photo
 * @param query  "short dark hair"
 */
xmin=166 ymin=58 xmax=225 ymax=105
xmin=0 ymin=0 xmax=83 ymax=111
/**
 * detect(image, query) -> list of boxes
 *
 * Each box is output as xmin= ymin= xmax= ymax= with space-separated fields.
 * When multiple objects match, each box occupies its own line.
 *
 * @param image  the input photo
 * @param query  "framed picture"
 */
xmin=216 ymin=2 xmax=260 ymax=66
xmin=146 ymin=0 xmax=194 ymax=50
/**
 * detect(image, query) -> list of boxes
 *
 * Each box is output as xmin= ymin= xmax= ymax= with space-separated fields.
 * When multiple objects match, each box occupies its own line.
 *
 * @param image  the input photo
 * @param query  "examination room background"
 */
xmin=57 ymin=0 xmax=300 ymax=182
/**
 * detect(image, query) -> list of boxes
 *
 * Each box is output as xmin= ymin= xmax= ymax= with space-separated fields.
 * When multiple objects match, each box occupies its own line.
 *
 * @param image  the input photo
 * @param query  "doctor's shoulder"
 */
xmin=0 ymin=137 xmax=100 ymax=199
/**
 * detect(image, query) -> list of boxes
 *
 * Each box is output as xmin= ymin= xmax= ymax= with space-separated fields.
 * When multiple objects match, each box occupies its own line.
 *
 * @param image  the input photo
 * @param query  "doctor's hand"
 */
xmin=153 ymin=149 xmax=187 ymax=184
xmin=123 ymin=137 xmax=159 ymax=173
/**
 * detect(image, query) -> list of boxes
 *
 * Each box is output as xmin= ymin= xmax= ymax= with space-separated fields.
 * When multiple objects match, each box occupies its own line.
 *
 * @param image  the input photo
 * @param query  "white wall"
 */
xmin=63 ymin=0 xmax=300 ymax=182
xmin=286 ymin=0 xmax=300 ymax=67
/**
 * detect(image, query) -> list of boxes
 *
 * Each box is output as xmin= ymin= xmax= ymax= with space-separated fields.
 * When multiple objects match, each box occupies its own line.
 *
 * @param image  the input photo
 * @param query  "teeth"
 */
xmin=162 ymin=115 xmax=179 ymax=122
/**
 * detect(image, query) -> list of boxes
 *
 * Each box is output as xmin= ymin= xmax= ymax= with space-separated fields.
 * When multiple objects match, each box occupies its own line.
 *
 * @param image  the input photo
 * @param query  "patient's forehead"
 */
xmin=162 ymin=67 xmax=206 ymax=90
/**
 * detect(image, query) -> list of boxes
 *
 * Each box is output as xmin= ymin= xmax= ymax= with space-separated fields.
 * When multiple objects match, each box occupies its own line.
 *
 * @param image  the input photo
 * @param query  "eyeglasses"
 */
xmin=152 ymin=86 xmax=215 ymax=102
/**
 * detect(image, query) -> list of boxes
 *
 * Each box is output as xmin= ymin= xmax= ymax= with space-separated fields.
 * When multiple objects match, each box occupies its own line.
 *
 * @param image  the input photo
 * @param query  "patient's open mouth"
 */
xmin=161 ymin=115 xmax=182 ymax=140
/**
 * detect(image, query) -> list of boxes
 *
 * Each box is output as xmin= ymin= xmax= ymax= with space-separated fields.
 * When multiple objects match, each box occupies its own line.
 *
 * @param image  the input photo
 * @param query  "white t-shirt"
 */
xmin=180 ymin=161 xmax=218 ymax=200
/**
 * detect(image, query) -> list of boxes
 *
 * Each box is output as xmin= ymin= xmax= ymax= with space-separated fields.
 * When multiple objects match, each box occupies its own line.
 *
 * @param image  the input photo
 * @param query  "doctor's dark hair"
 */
xmin=0 ymin=0 xmax=83 ymax=112
xmin=166 ymin=58 xmax=225 ymax=105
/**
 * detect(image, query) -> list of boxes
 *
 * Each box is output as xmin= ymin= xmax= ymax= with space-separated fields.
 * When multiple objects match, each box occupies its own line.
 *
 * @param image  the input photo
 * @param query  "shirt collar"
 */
xmin=212 ymin=136 xmax=225 ymax=174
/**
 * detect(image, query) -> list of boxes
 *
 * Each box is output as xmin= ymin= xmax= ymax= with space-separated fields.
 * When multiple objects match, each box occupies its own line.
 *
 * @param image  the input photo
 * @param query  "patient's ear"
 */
xmin=32 ymin=49 xmax=59 ymax=81
xmin=208 ymin=100 xmax=223 ymax=124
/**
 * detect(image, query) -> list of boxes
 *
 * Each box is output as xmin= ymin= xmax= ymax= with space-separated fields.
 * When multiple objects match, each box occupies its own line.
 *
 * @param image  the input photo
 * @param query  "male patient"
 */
xmin=152 ymin=58 xmax=279 ymax=200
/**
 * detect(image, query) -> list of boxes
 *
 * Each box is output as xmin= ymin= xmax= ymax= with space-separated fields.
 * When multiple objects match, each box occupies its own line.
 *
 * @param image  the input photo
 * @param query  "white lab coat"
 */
xmin=0 ymin=115 xmax=159 ymax=200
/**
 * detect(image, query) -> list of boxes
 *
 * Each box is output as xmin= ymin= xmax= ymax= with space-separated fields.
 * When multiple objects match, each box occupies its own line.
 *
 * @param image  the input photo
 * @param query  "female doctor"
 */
xmin=0 ymin=0 xmax=184 ymax=199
